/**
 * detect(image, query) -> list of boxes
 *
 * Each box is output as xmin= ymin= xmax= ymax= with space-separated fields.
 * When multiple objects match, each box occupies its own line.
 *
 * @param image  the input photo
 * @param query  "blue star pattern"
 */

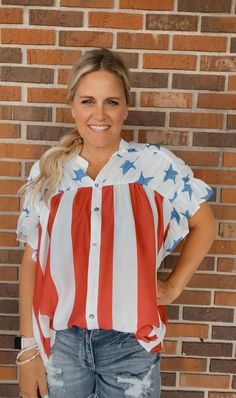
xmin=136 ymin=172 xmax=154 ymax=186
xmin=170 ymin=192 xmax=178 ymax=203
xmin=201 ymin=188 xmax=213 ymax=201
xmin=128 ymin=148 xmax=138 ymax=152
xmin=23 ymin=206 xmax=30 ymax=217
xmin=180 ymin=210 xmax=191 ymax=219
xmin=120 ymin=160 xmax=136 ymax=175
xmin=167 ymin=237 xmax=183 ymax=252
xmin=182 ymin=183 xmax=193 ymax=200
xmin=171 ymin=207 xmax=180 ymax=224
xmin=72 ymin=168 xmax=87 ymax=182
xmin=164 ymin=164 xmax=178 ymax=183
xmin=182 ymin=175 xmax=190 ymax=184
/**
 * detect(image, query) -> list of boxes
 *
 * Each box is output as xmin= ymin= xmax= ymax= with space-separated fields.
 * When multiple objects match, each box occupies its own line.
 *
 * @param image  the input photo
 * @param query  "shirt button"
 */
xmin=94 ymin=207 xmax=100 ymax=212
xmin=89 ymin=314 xmax=95 ymax=319
xmin=92 ymin=242 xmax=98 ymax=246
xmin=95 ymin=183 xmax=99 ymax=188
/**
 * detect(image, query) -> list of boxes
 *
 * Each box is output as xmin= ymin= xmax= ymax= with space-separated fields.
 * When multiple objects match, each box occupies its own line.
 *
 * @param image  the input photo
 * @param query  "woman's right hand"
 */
xmin=19 ymin=352 xmax=48 ymax=398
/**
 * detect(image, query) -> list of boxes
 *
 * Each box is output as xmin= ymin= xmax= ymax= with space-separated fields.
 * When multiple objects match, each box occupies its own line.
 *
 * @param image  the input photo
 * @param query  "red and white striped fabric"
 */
xmin=17 ymin=139 xmax=212 ymax=364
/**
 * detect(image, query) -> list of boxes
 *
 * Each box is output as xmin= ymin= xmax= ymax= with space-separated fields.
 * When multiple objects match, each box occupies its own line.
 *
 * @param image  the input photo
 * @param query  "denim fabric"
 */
xmin=46 ymin=326 xmax=161 ymax=398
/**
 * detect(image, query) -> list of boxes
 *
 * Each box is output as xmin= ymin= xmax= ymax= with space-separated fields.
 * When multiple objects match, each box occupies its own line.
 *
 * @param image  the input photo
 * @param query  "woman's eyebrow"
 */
xmin=78 ymin=95 xmax=122 ymax=100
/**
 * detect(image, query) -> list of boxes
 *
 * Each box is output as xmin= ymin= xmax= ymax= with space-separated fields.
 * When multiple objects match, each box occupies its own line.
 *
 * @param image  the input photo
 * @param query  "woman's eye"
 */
xmin=106 ymin=99 xmax=119 ymax=106
xmin=81 ymin=99 xmax=94 ymax=105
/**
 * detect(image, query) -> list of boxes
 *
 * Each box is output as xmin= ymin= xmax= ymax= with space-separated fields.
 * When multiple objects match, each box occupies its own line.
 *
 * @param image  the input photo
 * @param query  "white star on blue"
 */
xmin=73 ymin=168 xmax=87 ymax=182
xmin=136 ymin=172 xmax=154 ymax=186
xmin=170 ymin=192 xmax=178 ymax=203
xmin=182 ymin=183 xmax=193 ymax=200
xmin=171 ymin=207 xmax=180 ymax=224
xmin=201 ymin=188 xmax=213 ymax=201
xmin=164 ymin=164 xmax=178 ymax=183
xmin=23 ymin=206 xmax=30 ymax=216
xmin=180 ymin=210 xmax=191 ymax=219
xmin=167 ymin=237 xmax=183 ymax=252
xmin=120 ymin=160 xmax=136 ymax=175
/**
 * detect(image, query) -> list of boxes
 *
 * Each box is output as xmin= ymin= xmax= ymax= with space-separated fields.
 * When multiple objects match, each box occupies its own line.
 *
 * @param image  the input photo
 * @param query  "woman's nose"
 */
xmin=93 ymin=104 xmax=106 ymax=120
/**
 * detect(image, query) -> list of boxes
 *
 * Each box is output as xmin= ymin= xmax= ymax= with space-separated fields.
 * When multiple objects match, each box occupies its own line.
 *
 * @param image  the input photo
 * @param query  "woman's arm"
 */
xmin=18 ymin=244 xmax=48 ymax=398
xmin=157 ymin=202 xmax=216 ymax=305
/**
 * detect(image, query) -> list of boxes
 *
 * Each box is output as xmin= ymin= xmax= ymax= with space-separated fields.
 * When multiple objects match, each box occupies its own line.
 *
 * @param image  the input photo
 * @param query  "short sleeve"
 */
xmin=16 ymin=161 xmax=41 ymax=254
xmin=162 ymin=160 xmax=213 ymax=258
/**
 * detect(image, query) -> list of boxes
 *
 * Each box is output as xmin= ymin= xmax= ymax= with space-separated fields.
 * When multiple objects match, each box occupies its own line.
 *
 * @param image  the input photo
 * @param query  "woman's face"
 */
xmin=71 ymin=69 xmax=128 ymax=155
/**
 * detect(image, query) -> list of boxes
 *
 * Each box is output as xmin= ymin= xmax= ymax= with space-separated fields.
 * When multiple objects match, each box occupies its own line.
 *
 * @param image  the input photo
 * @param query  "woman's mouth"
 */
xmin=88 ymin=125 xmax=110 ymax=132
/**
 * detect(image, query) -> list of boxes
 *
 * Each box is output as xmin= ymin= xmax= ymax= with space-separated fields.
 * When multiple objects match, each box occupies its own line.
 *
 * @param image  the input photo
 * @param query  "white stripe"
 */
xmin=112 ymin=184 xmax=137 ymax=332
xmin=49 ymin=190 xmax=76 ymax=330
xmin=85 ymin=186 xmax=102 ymax=329
xmin=39 ymin=205 xmax=50 ymax=274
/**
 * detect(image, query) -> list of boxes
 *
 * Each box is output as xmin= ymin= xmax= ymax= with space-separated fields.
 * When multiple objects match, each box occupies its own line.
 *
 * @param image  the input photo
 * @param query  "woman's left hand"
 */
xmin=156 ymin=279 xmax=181 ymax=305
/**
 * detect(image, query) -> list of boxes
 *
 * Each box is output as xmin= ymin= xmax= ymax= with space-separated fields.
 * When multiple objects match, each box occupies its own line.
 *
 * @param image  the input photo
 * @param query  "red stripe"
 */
xmin=129 ymin=184 xmax=159 ymax=339
xmin=97 ymin=186 xmax=114 ymax=329
xmin=68 ymin=187 xmax=92 ymax=328
xmin=154 ymin=192 xmax=165 ymax=252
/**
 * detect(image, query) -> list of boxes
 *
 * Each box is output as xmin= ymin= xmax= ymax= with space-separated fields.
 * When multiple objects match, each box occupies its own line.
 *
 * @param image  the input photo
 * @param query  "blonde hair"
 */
xmin=20 ymin=49 xmax=131 ymax=205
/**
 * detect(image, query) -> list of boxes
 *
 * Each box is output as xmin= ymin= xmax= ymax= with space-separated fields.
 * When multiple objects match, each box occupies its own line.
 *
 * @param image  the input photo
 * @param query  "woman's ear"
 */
xmin=71 ymin=106 xmax=75 ymax=119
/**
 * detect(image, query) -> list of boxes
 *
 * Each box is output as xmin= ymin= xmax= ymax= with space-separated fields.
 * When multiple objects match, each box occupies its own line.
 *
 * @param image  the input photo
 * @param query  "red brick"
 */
xmin=0 ymin=47 xmax=22 ymax=63
xmin=126 ymin=111 xmax=165 ymax=127
xmin=173 ymin=150 xmax=220 ymax=167
xmin=0 ymin=215 xmax=18 ymax=229
xmin=193 ymin=132 xmax=235 ymax=148
xmin=1 ymin=66 xmax=54 ymax=84
xmin=138 ymin=130 xmax=189 ymax=146
xmin=180 ymin=374 xmax=230 ymax=389
xmin=117 ymin=33 xmax=168 ymax=50
xmin=194 ymin=169 xmax=236 ymax=185
xmin=0 ymin=266 xmax=18 ymax=281
xmin=0 ymin=180 xmax=23 ymax=195
xmin=28 ymin=88 xmax=67 ymax=104
xmin=1 ymin=28 xmax=55 ymax=45
xmin=210 ymin=240 xmax=236 ymax=255
xmin=60 ymin=0 xmax=113 ymax=7
xmin=198 ymin=93 xmax=236 ymax=110
xmin=27 ymin=49 xmax=81 ymax=66
xmin=89 ymin=12 xmax=142 ymax=29
xmin=183 ymin=306 xmax=234 ymax=322
xmin=215 ymin=292 xmax=236 ymax=307
xmin=173 ymin=35 xmax=226 ymax=52
xmin=131 ymin=72 xmax=168 ymax=88
xmin=221 ymin=189 xmax=236 ymax=204
xmin=227 ymin=115 xmax=236 ymax=129
xmin=59 ymin=31 xmax=112 ymax=48
xmin=217 ymin=258 xmax=236 ymax=273
xmin=161 ymin=357 xmax=206 ymax=372
xmin=0 ymin=161 xmax=20 ymax=177
xmin=0 ymin=105 xmax=52 ymax=122
xmin=30 ymin=9 xmax=83 ymax=27
xmin=0 ymin=367 xmax=17 ymax=380
xmin=178 ymin=0 xmax=231 ymax=13
xmin=27 ymin=125 xmax=70 ymax=141
xmin=141 ymin=92 xmax=192 ymax=108
xmin=223 ymin=152 xmax=236 ymax=167
xmin=165 ymin=323 xmax=208 ymax=338
xmin=209 ymin=393 xmax=236 ymax=398
xmin=2 ymin=0 xmax=53 ymax=4
xmin=212 ymin=204 xmax=236 ymax=220
xmin=162 ymin=341 xmax=177 ymax=355
xmin=228 ymin=76 xmax=236 ymax=90
xmin=56 ymin=107 xmax=73 ymax=124
xmin=143 ymin=54 xmax=196 ymax=70
xmin=210 ymin=359 xmax=236 ymax=374
xmin=0 ymin=86 xmax=21 ymax=101
xmin=172 ymin=73 xmax=225 ymax=91
xmin=0 ymin=197 xmax=20 ymax=212
xmin=0 ymin=143 xmax=49 ymax=160
xmin=219 ymin=223 xmax=236 ymax=239
xmin=170 ymin=112 xmax=222 ymax=129
xmin=146 ymin=14 xmax=198 ymax=31
xmin=0 ymin=232 xmax=18 ymax=247
xmin=0 ymin=7 xmax=23 ymax=23
xmin=202 ymin=16 xmax=236 ymax=33
xmin=201 ymin=56 xmax=236 ymax=72
xmin=174 ymin=290 xmax=211 ymax=305
xmin=120 ymin=0 xmax=173 ymax=10
xmin=0 ymin=124 xmax=20 ymax=139
xmin=189 ymin=274 xmax=236 ymax=290
xmin=58 ymin=69 xmax=69 ymax=84
xmin=182 ymin=342 xmax=232 ymax=357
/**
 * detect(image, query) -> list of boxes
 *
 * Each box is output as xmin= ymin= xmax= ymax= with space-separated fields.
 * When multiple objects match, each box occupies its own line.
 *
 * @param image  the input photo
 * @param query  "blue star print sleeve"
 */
xmin=159 ymin=148 xmax=213 ymax=258
xmin=16 ymin=161 xmax=41 ymax=254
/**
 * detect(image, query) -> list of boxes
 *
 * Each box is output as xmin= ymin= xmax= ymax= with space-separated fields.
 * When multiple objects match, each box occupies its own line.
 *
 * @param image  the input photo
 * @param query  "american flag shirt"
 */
xmin=17 ymin=139 xmax=212 ymax=365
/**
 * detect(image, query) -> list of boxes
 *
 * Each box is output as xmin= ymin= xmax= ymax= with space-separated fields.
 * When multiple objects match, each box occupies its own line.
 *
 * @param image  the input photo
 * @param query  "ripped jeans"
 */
xmin=46 ymin=326 xmax=161 ymax=398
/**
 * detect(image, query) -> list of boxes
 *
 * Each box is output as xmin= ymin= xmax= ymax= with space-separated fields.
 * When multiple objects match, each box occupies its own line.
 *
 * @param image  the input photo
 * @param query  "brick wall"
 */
xmin=0 ymin=0 xmax=236 ymax=397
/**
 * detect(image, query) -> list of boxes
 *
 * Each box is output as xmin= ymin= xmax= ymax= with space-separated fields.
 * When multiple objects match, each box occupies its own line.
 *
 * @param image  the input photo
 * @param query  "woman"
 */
xmin=16 ymin=48 xmax=215 ymax=398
